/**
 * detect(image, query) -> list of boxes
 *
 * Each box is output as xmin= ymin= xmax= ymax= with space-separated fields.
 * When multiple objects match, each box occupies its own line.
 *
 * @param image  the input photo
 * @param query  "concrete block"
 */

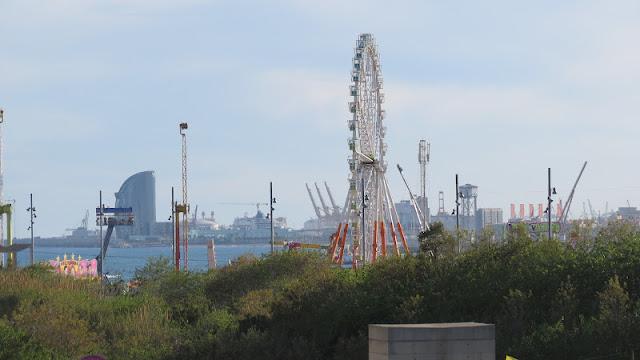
xmin=369 ymin=323 xmax=495 ymax=360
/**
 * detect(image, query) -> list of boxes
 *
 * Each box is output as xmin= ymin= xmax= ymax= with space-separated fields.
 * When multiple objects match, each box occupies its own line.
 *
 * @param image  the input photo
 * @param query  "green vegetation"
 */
xmin=2 ymin=222 xmax=640 ymax=359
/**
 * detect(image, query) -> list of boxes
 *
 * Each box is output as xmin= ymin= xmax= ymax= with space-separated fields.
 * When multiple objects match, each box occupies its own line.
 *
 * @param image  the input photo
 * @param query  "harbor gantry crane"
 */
xmin=175 ymin=123 xmax=189 ymax=271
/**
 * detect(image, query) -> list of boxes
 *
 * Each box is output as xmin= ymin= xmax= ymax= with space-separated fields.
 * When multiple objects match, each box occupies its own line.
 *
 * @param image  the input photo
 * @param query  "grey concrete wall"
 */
xmin=369 ymin=322 xmax=495 ymax=360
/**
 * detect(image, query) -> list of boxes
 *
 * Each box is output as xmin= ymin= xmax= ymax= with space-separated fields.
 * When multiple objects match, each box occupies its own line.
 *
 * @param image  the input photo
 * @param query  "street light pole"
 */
xmin=99 ymin=190 xmax=103 ymax=276
xmin=455 ymin=174 xmax=460 ymax=232
xmin=28 ymin=193 xmax=35 ymax=266
xmin=455 ymin=174 xmax=460 ymax=253
xmin=548 ymin=168 xmax=552 ymax=240
xmin=171 ymin=186 xmax=175 ymax=269
xmin=270 ymin=182 xmax=274 ymax=254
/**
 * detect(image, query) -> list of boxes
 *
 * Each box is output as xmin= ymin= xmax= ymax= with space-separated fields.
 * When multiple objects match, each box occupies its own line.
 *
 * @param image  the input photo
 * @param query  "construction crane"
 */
xmin=174 ymin=123 xmax=189 ymax=271
xmin=396 ymin=164 xmax=426 ymax=231
xmin=315 ymin=182 xmax=332 ymax=216
xmin=305 ymin=183 xmax=323 ymax=218
xmin=560 ymin=161 xmax=587 ymax=236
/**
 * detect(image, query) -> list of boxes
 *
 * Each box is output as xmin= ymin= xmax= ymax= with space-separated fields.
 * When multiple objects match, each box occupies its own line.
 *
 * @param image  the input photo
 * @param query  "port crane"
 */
xmin=559 ymin=161 xmax=587 ymax=239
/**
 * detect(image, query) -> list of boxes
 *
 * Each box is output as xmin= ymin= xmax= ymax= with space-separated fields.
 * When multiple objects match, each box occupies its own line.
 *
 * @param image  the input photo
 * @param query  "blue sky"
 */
xmin=1 ymin=0 xmax=639 ymax=237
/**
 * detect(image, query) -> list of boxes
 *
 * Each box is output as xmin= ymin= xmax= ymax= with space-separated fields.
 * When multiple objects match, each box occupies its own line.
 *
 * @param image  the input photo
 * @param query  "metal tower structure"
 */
xmin=175 ymin=122 xmax=189 ymax=271
xmin=418 ymin=140 xmax=430 ymax=225
xmin=458 ymin=184 xmax=478 ymax=217
xmin=329 ymin=34 xmax=409 ymax=267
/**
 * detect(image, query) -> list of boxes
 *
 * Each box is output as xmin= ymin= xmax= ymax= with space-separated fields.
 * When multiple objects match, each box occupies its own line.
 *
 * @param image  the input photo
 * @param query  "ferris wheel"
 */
xmin=329 ymin=34 xmax=410 ymax=267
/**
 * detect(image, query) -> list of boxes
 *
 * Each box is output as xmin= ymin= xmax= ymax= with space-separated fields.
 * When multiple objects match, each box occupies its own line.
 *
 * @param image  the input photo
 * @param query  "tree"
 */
xmin=594 ymin=276 xmax=634 ymax=355
xmin=418 ymin=222 xmax=456 ymax=258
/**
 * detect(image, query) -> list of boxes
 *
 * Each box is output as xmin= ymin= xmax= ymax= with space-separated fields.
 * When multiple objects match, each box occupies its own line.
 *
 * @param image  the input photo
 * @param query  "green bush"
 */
xmin=3 ymin=223 xmax=640 ymax=359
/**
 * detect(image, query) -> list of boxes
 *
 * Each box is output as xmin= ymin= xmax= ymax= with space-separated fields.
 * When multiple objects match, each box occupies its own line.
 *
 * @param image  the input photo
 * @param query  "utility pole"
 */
xmin=99 ymin=190 xmax=103 ymax=276
xmin=171 ymin=186 xmax=175 ymax=269
xmin=27 ymin=193 xmax=35 ymax=266
xmin=270 ymin=182 xmax=275 ymax=254
xmin=455 ymin=174 xmax=460 ymax=232
xmin=548 ymin=168 xmax=552 ymax=240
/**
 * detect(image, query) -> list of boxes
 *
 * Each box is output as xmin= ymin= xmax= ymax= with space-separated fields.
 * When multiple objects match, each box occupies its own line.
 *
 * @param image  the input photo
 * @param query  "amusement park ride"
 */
xmin=328 ymin=34 xmax=412 ymax=268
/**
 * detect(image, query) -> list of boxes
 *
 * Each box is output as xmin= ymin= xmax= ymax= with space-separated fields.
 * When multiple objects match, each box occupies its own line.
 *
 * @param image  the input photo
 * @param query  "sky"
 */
xmin=1 ymin=0 xmax=640 ymax=238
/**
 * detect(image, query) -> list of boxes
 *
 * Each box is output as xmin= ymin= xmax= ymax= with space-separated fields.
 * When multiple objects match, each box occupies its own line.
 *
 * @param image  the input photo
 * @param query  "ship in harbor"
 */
xmin=28 ymin=211 xmax=100 ymax=247
xmin=189 ymin=205 xmax=294 ymax=245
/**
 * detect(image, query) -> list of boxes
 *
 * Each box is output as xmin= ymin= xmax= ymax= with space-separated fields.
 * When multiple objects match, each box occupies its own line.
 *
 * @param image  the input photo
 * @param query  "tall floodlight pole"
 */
xmin=548 ymin=168 xmax=552 ymax=240
xmin=455 ymin=174 xmax=460 ymax=253
xmin=179 ymin=123 xmax=189 ymax=271
xmin=99 ymin=190 xmax=103 ymax=276
xmin=27 ymin=193 xmax=35 ymax=265
xmin=270 ymin=182 xmax=274 ymax=254
xmin=171 ymin=186 xmax=175 ymax=268
xmin=455 ymin=174 xmax=460 ymax=232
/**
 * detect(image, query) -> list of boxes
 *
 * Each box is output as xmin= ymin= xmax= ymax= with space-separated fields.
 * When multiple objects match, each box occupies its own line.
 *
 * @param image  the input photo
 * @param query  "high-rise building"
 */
xmin=115 ymin=171 xmax=156 ymax=239
xmin=476 ymin=208 xmax=503 ymax=230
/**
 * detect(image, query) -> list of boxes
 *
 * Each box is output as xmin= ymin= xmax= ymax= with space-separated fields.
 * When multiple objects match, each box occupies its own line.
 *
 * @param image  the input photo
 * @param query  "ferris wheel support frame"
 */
xmin=331 ymin=33 xmax=409 ymax=267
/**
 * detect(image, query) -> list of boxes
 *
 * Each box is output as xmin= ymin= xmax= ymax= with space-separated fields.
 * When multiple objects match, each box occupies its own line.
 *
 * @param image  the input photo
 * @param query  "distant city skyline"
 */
xmin=2 ymin=0 xmax=640 ymax=237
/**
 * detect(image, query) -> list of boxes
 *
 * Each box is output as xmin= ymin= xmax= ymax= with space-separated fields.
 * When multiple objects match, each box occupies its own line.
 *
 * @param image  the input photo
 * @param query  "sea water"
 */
xmin=15 ymin=244 xmax=271 ymax=279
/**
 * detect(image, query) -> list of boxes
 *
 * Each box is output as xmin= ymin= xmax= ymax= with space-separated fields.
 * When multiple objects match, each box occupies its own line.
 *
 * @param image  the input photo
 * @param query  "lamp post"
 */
xmin=170 ymin=186 xmax=175 ymax=269
xmin=99 ymin=190 xmax=103 ymax=276
xmin=547 ymin=168 xmax=557 ymax=240
xmin=455 ymin=174 xmax=460 ymax=232
xmin=27 ymin=193 xmax=36 ymax=265
xmin=361 ymin=177 xmax=368 ymax=265
xmin=270 ymin=182 xmax=276 ymax=254
xmin=455 ymin=174 xmax=461 ymax=253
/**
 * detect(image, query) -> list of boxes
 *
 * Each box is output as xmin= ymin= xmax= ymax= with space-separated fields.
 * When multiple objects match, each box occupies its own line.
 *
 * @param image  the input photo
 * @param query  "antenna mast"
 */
xmin=179 ymin=123 xmax=189 ymax=270
xmin=418 ymin=140 xmax=430 ymax=225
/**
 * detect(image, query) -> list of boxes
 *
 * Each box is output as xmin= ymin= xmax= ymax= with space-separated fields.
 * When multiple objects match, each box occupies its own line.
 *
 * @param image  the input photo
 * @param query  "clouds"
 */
xmin=1 ymin=0 xmax=640 ymax=237
xmin=252 ymin=69 xmax=346 ymax=130
xmin=0 ymin=0 xmax=208 ymax=27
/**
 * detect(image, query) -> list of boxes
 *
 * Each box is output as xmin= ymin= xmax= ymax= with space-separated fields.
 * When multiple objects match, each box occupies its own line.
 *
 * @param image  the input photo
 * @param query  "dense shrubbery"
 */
xmin=2 ymin=222 xmax=640 ymax=359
